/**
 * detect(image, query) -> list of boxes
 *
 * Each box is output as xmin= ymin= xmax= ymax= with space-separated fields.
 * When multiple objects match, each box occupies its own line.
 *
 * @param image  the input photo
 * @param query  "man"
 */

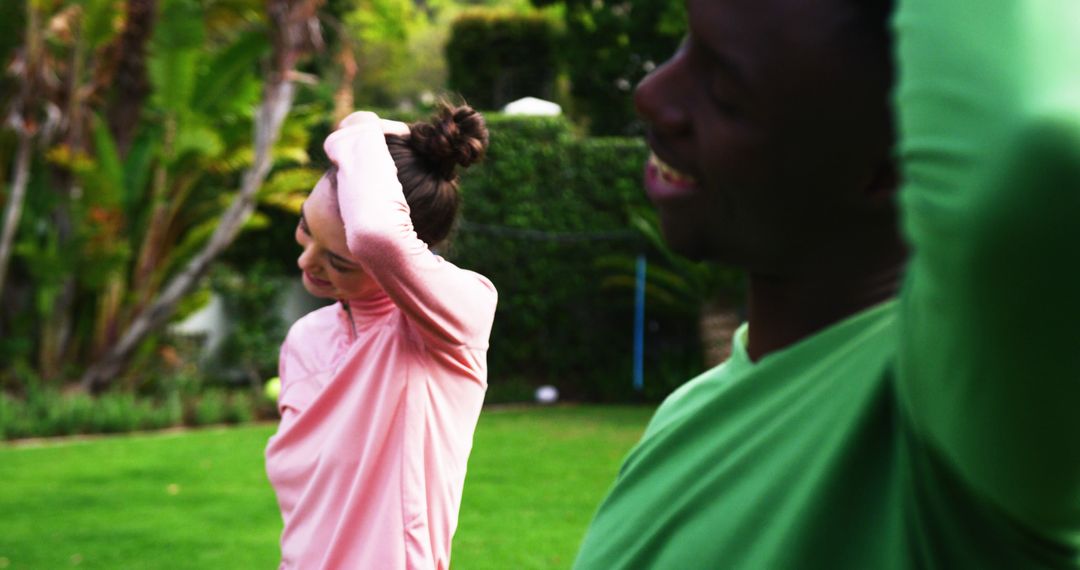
xmin=575 ymin=0 xmax=1080 ymax=567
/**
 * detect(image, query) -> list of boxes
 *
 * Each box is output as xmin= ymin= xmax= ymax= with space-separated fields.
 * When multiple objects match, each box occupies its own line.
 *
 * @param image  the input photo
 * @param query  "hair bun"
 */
xmin=408 ymin=103 xmax=489 ymax=181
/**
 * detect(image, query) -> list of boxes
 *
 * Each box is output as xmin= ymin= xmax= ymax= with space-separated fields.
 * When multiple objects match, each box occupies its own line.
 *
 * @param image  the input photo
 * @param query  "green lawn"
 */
xmin=0 ymin=405 xmax=653 ymax=570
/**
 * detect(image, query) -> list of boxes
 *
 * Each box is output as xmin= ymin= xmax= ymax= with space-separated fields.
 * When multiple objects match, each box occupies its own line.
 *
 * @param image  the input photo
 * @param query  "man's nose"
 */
xmin=634 ymin=54 xmax=691 ymax=136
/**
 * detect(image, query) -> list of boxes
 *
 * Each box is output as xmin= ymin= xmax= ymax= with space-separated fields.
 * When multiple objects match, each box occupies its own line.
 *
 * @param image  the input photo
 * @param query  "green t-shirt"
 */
xmin=574 ymin=0 xmax=1080 ymax=567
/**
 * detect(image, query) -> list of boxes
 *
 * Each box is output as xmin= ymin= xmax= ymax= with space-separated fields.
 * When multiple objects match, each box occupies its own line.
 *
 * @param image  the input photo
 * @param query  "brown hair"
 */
xmin=387 ymin=103 xmax=489 ymax=248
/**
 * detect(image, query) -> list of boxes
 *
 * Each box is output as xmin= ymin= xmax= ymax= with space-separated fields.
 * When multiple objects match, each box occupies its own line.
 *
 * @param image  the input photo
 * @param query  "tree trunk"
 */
xmin=0 ymin=3 xmax=43 ymax=305
xmin=332 ymin=33 xmax=357 ymax=125
xmin=41 ymin=7 xmax=90 ymax=381
xmin=0 ymin=131 xmax=34 ymax=304
xmin=104 ymin=0 xmax=157 ymax=156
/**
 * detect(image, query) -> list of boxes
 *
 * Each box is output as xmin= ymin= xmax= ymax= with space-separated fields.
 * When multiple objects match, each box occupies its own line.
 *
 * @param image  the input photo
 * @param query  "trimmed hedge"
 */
xmin=0 ymin=385 xmax=266 ymax=440
xmin=446 ymin=9 xmax=557 ymax=110
xmin=448 ymin=114 xmax=702 ymax=401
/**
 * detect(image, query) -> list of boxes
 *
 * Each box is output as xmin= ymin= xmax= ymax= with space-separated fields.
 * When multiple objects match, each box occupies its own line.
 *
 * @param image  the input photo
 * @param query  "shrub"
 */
xmin=449 ymin=114 xmax=705 ymax=401
xmin=193 ymin=389 xmax=229 ymax=426
xmin=0 ymin=384 xmax=264 ymax=441
xmin=446 ymin=9 xmax=557 ymax=110
xmin=0 ymin=391 xmax=28 ymax=439
xmin=208 ymin=262 xmax=288 ymax=387
xmin=44 ymin=392 xmax=96 ymax=436
xmin=224 ymin=390 xmax=256 ymax=424
xmin=148 ymin=392 xmax=184 ymax=430
xmin=93 ymin=393 xmax=142 ymax=434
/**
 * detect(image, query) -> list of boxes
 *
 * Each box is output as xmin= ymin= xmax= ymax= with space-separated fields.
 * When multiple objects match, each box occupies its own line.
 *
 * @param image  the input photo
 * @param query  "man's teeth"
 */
xmin=651 ymin=154 xmax=697 ymax=185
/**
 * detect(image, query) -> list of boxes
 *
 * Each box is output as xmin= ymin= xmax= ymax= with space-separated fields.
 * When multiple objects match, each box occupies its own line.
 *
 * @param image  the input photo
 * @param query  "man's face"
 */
xmin=636 ymin=0 xmax=896 ymax=276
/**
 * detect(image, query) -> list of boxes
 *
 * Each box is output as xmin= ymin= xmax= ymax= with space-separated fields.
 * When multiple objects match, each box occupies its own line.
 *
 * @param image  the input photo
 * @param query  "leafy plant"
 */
xmin=531 ymin=0 xmax=686 ymax=135
xmin=598 ymin=206 xmax=745 ymax=368
xmin=446 ymin=8 xmax=557 ymax=109
xmin=194 ymin=389 xmax=229 ymax=426
xmin=208 ymin=261 xmax=289 ymax=391
xmin=2 ymin=0 xmax=323 ymax=392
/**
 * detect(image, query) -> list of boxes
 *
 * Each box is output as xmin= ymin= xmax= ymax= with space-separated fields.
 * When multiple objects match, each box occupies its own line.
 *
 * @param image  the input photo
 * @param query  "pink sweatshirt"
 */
xmin=265 ymin=119 xmax=497 ymax=569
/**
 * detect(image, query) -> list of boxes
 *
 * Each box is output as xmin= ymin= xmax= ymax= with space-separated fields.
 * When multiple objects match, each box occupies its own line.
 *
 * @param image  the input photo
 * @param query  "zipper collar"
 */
xmin=338 ymin=290 xmax=395 ymax=340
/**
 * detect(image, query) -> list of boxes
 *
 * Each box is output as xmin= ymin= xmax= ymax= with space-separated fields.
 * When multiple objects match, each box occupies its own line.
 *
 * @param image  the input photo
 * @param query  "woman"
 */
xmin=265 ymin=104 xmax=497 ymax=569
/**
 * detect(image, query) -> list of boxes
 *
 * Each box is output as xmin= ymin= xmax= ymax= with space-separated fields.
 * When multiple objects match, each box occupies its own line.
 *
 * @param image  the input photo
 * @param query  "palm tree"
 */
xmin=79 ymin=0 xmax=326 ymax=392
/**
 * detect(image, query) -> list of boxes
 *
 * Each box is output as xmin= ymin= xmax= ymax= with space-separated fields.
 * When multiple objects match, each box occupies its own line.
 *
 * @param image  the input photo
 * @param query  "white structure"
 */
xmin=502 ymin=97 xmax=562 ymax=117
xmin=170 ymin=279 xmax=327 ymax=362
xmin=171 ymin=293 xmax=229 ymax=357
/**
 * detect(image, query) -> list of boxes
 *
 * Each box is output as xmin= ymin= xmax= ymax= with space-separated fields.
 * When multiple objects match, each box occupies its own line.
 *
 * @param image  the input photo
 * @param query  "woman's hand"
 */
xmin=324 ymin=110 xmax=410 ymax=178
xmin=322 ymin=110 xmax=407 ymax=245
xmin=336 ymin=111 xmax=410 ymax=137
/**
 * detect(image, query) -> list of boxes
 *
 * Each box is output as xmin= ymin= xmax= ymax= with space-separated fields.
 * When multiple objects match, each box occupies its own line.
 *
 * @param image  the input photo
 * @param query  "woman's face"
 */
xmin=295 ymin=174 xmax=378 ymax=300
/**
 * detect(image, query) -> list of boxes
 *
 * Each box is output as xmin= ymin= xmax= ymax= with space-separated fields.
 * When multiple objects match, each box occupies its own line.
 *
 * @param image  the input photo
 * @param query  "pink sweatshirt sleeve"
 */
xmin=323 ymin=116 xmax=497 ymax=351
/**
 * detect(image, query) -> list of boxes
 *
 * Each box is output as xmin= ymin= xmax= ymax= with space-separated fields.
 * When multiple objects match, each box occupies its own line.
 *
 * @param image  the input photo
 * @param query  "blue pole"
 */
xmin=633 ymin=254 xmax=646 ymax=392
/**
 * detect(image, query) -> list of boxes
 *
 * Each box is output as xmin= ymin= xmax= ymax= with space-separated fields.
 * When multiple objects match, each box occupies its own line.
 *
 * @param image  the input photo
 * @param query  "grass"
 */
xmin=0 ymin=405 xmax=654 ymax=570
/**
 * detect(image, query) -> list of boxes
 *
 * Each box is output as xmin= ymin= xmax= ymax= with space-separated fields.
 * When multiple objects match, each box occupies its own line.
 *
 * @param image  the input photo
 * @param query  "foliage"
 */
xmin=533 ymin=0 xmax=686 ymax=135
xmin=207 ymin=262 xmax=289 ymax=388
xmin=446 ymin=8 xmax=558 ymax=110
xmin=0 ymin=387 xmax=186 ymax=440
xmin=0 ymin=378 xmax=265 ymax=439
xmin=0 ymin=406 xmax=652 ymax=569
xmin=597 ymin=206 xmax=745 ymax=317
xmin=192 ymin=388 xmax=257 ymax=425
xmin=1 ymin=0 xmax=318 ymax=387
xmin=343 ymin=0 xmax=443 ymax=108
xmin=446 ymin=114 xmax=704 ymax=401
xmin=328 ymin=0 xmax=542 ymax=110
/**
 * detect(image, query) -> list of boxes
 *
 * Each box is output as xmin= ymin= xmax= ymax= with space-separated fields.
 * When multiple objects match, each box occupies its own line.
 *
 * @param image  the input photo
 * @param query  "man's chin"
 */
xmin=657 ymin=215 xmax=710 ymax=261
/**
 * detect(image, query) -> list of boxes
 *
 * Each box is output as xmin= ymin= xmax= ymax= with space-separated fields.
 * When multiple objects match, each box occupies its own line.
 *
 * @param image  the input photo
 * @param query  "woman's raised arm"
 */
xmin=323 ymin=112 xmax=497 ymax=354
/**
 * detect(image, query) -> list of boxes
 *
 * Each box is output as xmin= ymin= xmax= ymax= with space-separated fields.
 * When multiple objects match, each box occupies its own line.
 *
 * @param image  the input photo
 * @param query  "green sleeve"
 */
xmin=894 ymin=0 xmax=1080 ymax=539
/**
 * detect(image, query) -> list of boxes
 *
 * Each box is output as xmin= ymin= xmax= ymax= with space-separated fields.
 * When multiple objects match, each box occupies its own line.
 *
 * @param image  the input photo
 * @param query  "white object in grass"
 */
xmin=535 ymin=385 xmax=559 ymax=405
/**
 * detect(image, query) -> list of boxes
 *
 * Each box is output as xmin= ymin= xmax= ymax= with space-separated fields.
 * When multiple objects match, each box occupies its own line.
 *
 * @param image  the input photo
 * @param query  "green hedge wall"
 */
xmin=446 ymin=10 xmax=557 ymax=110
xmin=448 ymin=114 xmax=702 ymax=401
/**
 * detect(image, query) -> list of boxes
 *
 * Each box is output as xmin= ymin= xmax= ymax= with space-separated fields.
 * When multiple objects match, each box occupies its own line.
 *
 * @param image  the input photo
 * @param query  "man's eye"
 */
xmin=708 ymin=79 xmax=741 ymax=117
